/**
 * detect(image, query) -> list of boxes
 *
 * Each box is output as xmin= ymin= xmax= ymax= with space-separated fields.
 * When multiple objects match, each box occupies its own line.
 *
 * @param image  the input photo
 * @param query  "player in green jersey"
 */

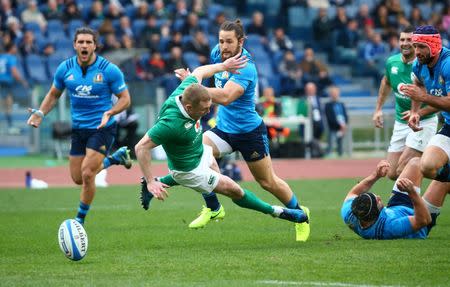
xmin=134 ymin=55 xmax=310 ymax=233
xmin=373 ymin=26 xmax=438 ymax=180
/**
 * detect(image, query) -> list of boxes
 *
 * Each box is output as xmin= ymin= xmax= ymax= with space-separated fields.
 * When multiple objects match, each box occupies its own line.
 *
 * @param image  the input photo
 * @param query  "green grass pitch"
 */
xmin=1 ymin=178 xmax=449 ymax=287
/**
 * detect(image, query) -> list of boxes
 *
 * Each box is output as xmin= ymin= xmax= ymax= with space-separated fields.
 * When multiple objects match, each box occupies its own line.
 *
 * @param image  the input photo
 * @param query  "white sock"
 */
xmin=272 ymin=206 xmax=283 ymax=217
xmin=424 ymin=199 xmax=441 ymax=215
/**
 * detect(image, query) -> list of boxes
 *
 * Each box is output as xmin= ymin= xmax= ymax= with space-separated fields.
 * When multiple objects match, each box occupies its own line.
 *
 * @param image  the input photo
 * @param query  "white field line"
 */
xmin=257 ymin=280 xmax=406 ymax=287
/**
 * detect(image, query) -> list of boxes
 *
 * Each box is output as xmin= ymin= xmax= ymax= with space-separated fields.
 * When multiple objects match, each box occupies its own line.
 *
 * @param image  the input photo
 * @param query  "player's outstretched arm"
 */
xmin=344 ymin=160 xmax=390 ymax=201
xmin=135 ymin=134 xmax=169 ymax=200
xmin=191 ymin=53 xmax=248 ymax=83
xmin=27 ymin=85 xmax=62 ymax=128
xmin=396 ymin=178 xmax=431 ymax=231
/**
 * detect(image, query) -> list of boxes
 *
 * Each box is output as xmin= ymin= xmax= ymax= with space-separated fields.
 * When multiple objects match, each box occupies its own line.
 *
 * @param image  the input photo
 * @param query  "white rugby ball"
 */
xmin=58 ymin=219 xmax=88 ymax=261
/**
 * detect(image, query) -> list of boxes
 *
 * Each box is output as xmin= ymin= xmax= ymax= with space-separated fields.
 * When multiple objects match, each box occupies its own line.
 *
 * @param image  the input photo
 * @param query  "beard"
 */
xmin=220 ymin=46 xmax=241 ymax=61
xmin=417 ymin=53 xmax=433 ymax=65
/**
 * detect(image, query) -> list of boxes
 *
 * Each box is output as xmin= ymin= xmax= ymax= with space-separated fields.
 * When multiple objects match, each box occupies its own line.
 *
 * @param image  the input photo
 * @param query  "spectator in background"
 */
xmin=43 ymin=0 xmax=64 ymax=21
xmin=312 ymin=7 xmax=332 ymax=56
xmin=278 ymin=49 xmax=303 ymax=94
xmin=324 ymin=86 xmax=348 ymax=157
xmin=246 ymin=11 xmax=268 ymax=44
xmin=269 ymin=27 xmax=293 ymax=53
xmin=409 ymin=6 xmax=425 ymax=27
xmin=121 ymin=34 xmax=134 ymax=50
xmin=184 ymin=30 xmax=210 ymax=65
xmin=102 ymin=33 xmax=121 ymax=53
xmin=166 ymin=46 xmax=187 ymax=73
xmin=41 ymin=42 xmax=55 ymax=57
xmin=172 ymin=0 xmax=189 ymax=21
xmin=153 ymin=0 xmax=170 ymax=20
xmin=117 ymin=15 xmax=133 ymax=39
xmin=18 ymin=30 xmax=38 ymax=57
xmin=21 ymin=0 xmax=47 ymax=31
xmin=180 ymin=12 xmax=201 ymax=36
xmin=0 ymin=43 xmax=28 ymax=133
xmin=332 ymin=6 xmax=348 ymax=33
xmin=98 ymin=19 xmax=116 ymax=37
xmin=88 ymin=1 xmax=105 ymax=23
xmin=135 ymin=1 xmax=150 ymax=20
xmin=209 ymin=11 xmax=226 ymax=36
xmin=0 ymin=0 xmax=15 ymax=31
xmin=387 ymin=33 xmax=400 ymax=54
xmin=63 ymin=1 xmax=82 ymax=23
xmin=136 ymin=50 xmax=166 ymax=81
xmin=302 ymin=82 xmax=324 ymax=158
xmin=191 ymin=0 xmax=207 ymax=19
xmin=105 ymin=1 xmax=124 ymax=20
xmin=441 ymin=5 xmax=450 ymax=34
xmin=138 ymin=14 xmax=161 ymax=49
xmin=299 ymin=47 xmax=332 ymax=94
xmin=355 ymin=4 xmax=372 ymax=30
xmin=6 ymin=16 xmax=23 ymax=44
xmin=363 ymin=32 xmax=387 ymax=84
xmin=167 ymin=31 xmax=183 ymax=51
xmin=336 ymin=18 xmax=360 ymax=49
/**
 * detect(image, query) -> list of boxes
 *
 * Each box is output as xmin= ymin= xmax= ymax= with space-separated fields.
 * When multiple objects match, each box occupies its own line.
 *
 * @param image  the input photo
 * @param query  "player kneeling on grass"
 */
xmin=342 ymin=158 xmax=449 ymax=239
xmin=134 ymin=55 xmax=310 ymax=239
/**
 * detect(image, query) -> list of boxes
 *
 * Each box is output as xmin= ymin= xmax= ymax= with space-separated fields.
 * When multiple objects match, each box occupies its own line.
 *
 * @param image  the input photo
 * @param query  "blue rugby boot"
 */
xmin=111 ymin=146 xmax=132 ymax=169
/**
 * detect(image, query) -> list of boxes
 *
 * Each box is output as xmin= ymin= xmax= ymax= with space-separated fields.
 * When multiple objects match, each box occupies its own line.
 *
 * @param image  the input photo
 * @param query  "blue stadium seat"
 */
xmin=124 ymin=4 xmax=136 ymax=18
xmin=24 ymin=22 xmax=42 ymax=36
xmin=46 ymin=19 xmax=64 ymax=35
xmin=25 ymin=54 xmax=49 ymax=84
xmin=207 ymin=4 xmax=224 ymax=20
xmin=88 ymin=19 xmax=104 ymax=31
xmin=54 ymin=38 xmax=73 ymax=51
xmin=46 ymin=53 xmax=66 ymax=79
xmin=256 ymin=60 xmax=274 ymax=78
xmin=172 ymin=18 xmax=185 ymax=32
xmin=67 ymin=19 xmax=86 ymax=39
xmin=208 ymin=34 xmax=218 ymax=47
xmin=183 ymin=52 xmax=200 ymax=71
xmin=132 ymin=19 xmax=146 ymax=36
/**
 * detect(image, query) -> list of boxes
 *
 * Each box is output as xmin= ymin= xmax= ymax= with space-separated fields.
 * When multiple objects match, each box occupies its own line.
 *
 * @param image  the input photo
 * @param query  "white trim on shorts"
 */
xmin=169 ymin=145 xmax=221 ymax=193
xmin=204 ymin=130 xmax=233 ymax=158
xmin=388 ymin=116 xmax=438 ymax=153
xmin=427 ymin=134 xmax=450 ymax=160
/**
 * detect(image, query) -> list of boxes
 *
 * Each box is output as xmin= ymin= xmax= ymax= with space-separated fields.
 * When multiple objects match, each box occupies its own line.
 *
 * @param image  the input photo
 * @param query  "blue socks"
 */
xmin=435 ymin=164 xmax=450 ymax=182
xmin=202 ymin=192 xmax=221 ymax=211
xmin=75 ymin=201 xmax=90 ymax=224
xmin=103 ymin=156 xmax=119 ymax=169
xmin=286 ymin=194 xmax=301 ymax=210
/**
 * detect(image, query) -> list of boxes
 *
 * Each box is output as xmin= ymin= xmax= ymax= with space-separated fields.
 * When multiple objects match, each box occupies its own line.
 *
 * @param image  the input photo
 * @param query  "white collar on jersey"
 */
xmin=175 ymin=95 xmax=194 ymax=120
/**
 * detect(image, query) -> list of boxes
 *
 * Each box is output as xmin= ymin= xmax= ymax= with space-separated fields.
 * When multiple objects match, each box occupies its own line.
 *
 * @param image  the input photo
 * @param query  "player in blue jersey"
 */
xmin=341 ymin=158 xmax=436 ymax=239
xmin=401 ymin=25 xmax=450 ymax=183
xmin=26 ymin=27 xmax=132 ymax=224
xmin=0 ymin=42 xmax=28 ymax=133
xmin=170 ymin=20 xmax=310 ymax=241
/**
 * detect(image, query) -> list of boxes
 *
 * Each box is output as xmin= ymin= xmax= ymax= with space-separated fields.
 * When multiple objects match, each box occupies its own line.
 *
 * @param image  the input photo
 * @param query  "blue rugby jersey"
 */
xmin=412 ymin=47 xmax=450 ymax=124
xmin=341 ymin=198 xmax=428 ymax=239
xmin=210 ymin=45 xmax=262 ymax=134
xmin=0 ymin=54 xmax=17 ymax=84
xmin=53 ymin=55 xmax=127 ymax=129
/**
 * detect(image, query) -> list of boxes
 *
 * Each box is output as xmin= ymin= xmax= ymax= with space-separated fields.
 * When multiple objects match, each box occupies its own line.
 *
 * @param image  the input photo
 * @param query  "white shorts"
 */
xmin=427 ymin=134 xmax=450 ymax=160
xmin=388 ymin=117 xmax=438 ymax=153
xmin=170 ymin=145 xmax=220 ymax=193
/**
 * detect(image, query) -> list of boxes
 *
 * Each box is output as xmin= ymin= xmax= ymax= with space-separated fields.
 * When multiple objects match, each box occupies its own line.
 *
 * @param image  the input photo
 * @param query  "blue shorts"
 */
xmin=70 ymin=123 xmax=117 ymax=156
xmin=209 ymin=121 xmax=269 ymax=162
xmin=387 ymin=191 xmax=413 ymax=209
xmin=437 ymin=122 xmax=450 ymax=137
xmin=0 ymin=83 xmax=14 ymax=99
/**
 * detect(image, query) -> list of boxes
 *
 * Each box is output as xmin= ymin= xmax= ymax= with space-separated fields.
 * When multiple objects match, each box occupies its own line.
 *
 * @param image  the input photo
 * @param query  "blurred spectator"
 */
xmin=153 ymin=0 xmax=170 ymax=20
xmin=63 ymin=1 xmax=82 ymax=23
xmin=167 ymin=31 xmax=183 ymax=51
xmin=374 ymin=4 xmax=397 ymax=37
xmin=41 ymin=42 xmax=55 ymax=57
xmin=332 ymin=6 xmax=348 ymax=33
xmin=6 ymin=16 xmax=23 ymax=43
xmin=385 ymin=0 xmax=403 ymax=18
xmin=0 ymin=43 xmax=28 ymax=133
xmin=135 ymin=1 xmax=150 ymax=20
xmin=114 ymin=107 xmax=139 ymax=155
xmin=117 ymin=16 xmax=133 ymax=39
xmin=302 ymin=82 xmax=324 ymax=158
xmin=246 ymin=11 xmax=268 ymax=44
xmin=259 ymin=87 xmax=290 ymax=144
xmin=299 ymin=47 xmax=332 ymax=94
xmin=324 ymin=86 xmax=348 ymax=157
xmin=102 ymin=33 xmax=121 ymax=53
xmin=442 ymin=5 xmax=450 ymax=33
xmin=121 ymin=34 xmax=134 ymax=50
xmin=386 ymin=33 xmax=400 ymax=54
xmin=105 ymin=1 xmax=124 ymax=20
xmin=329 ymin=0 xmax=353 ymax=5
xmin=409 ymin=6 xmax=425 ymax=27
xmin=172 ymin=0 xmax=189 ymax=20
xmin=166 ymin=46 xmax=187 ymax=73
xmin=0 ymin=33 xmax=13 ymax=52
xmin=98 ymin=19 xmax=116 ymax=36
xmin=21 ymin=0 xmax=47 ymax=31
xmin=0 ymin=0 xmax=15 ymax=31
xmin=363 ymin=32 xmax=387 ymax=84
xmin=312 ymin=7 xmax=332 ymax=55
xmin=87 ymin=1 xmax=105 ymax=22
xmin=209 ymin=11 xmax=226 ymax=36
xmin=355 ymin=3 xmax=372 ymax=30
xmin=137 ymin=51 xmax=166 ymax=80
xmin=180 ymin=13 xmax=201 ymax=36
xmin=336 ymin=18 xmax=359 ymax=48
xmin=43 ymin=0 xmax=63 ymax=21
xmin=138 ymin=14 xmax=161 ymax=49
xmin=184 ymin=30 xmax=210 ymax=65
xmin=278 ymin=50 xmax=303 ymax=94
xmin=18 ymin=30 xmax=38 ymax=56
xmin=191 ymin=0 xmax=207 ymax=19
xmin=269 ymin=27 xmax=293 ymax=53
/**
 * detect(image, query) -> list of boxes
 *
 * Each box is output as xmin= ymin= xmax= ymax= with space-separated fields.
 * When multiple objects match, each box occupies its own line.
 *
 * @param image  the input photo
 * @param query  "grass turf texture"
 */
xmin=1 ymin=178 xmax=449 ymax=287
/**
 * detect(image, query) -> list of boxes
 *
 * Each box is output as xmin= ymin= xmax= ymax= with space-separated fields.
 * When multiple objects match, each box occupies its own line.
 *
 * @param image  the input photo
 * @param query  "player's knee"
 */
xmin=387 ymin=168 xmax=398 ymax=180
xmin=71 ymin=175 xmax=83 ymax=185
xmin=81 ymin=168 xmax=96 ymax=183
xmin=420 ymin=159 xmax=438 ymax=179
xmin=257 ymin=177 xmax=276 ymax=192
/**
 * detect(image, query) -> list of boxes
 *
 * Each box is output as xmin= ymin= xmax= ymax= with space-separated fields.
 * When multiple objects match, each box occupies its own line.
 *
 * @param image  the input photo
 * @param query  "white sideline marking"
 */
xmin=258 ymin=280 xmax=405 ymax=287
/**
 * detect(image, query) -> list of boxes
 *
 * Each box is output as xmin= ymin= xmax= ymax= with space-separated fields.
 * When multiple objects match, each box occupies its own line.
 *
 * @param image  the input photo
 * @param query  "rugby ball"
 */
xmin=58 ymin=219 xmax=88 ymax=261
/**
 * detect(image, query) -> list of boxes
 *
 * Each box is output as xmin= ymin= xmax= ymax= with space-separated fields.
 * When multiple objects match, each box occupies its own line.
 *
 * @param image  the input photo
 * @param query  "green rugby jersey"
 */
xmin=385 ymin=53 xmax=436 ymax=123
xmin=147 ymin=76 xmax=203 ymax=171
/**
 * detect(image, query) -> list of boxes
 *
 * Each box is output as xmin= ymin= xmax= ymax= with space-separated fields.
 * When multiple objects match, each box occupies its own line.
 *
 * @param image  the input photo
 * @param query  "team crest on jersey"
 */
xmin=93 ymin=73 xmax=103 ymax=83
xmin=221 ymin=71 xmax=229 ymax=79
xmin=67 ymin=74 xmax=74 ymax=81
xmin=194 ymin=120 xmax=201 ymax=132
xmin=184 ymin=122 xmax=193 ymax=129
xmin=391 ymin=67 xmax=398 ymax=74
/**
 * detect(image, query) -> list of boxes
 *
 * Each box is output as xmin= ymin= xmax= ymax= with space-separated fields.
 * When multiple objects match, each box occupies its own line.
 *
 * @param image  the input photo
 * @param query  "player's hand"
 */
xmin=400 ymin=84 xmax=427 ymax=102
xmin=375 ymin=160 xmax=390 ymax=178
xmin=97 ymin=111 xmax=112 ymax=129
xmin=223 ymin=53 xmax=248 ymax=74
xmin=396 ymin=178 xmax=415 ymax=194
xmin=147 ymin=180 xmax=169 ymax=201
xmin=26 ymin=108 xmax=43 ymax=128
xmin=401 ymin=110 xmax=411 ymax=121
xmin=408 ymin=112 xmax=422 ymax=132
xmin=174 ymin=68 xmax=191 ymax=81
xmin=372 ymin=110 xmax=383 ymax=128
